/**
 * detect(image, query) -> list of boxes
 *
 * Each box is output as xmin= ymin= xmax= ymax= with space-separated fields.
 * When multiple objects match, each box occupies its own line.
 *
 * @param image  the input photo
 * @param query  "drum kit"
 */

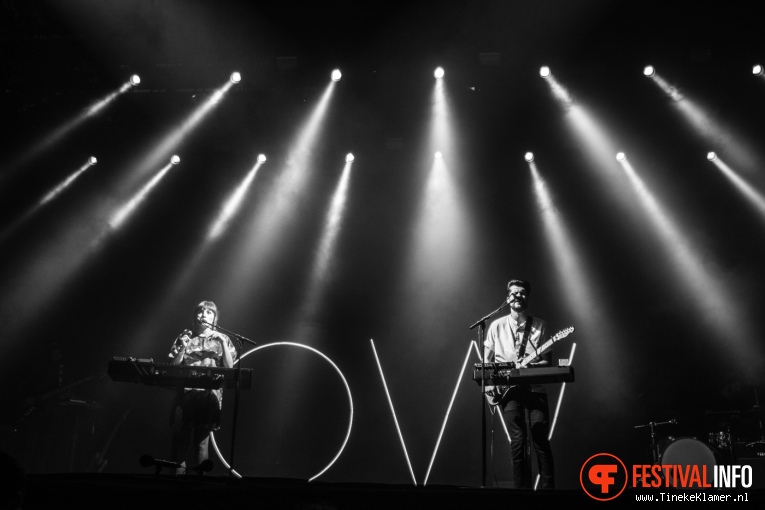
xmin=639 ymin=393 xmax=765 ymax=470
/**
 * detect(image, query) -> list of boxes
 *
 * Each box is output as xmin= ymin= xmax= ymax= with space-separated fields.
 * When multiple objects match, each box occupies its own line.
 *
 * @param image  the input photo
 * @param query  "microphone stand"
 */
xmin=469 ymin=299 xmax=509 ymax=488
xmin=202 ymin=321 xmax=256 ymax=476
xmin=634 ymin=418 xmax=676 ymax=464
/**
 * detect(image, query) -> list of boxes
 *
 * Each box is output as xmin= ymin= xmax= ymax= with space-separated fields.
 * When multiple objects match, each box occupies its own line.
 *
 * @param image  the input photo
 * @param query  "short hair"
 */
xmin=507 ymin=279 xmax=531 ymax=295
xmin=195 ymin=300 xmax=218 ymax=326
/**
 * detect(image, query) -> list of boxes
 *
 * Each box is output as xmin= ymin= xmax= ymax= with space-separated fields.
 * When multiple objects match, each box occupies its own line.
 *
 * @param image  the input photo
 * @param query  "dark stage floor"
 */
xmin=19 ymin=473 xmax=765 ymax=509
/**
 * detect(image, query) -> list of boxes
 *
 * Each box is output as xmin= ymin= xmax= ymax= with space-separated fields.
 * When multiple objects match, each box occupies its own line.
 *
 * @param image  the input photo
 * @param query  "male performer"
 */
xmin=168 ymin=301 xmax=236 ymax=473
xmin=484 ymin=279 xmax=555 ymax=489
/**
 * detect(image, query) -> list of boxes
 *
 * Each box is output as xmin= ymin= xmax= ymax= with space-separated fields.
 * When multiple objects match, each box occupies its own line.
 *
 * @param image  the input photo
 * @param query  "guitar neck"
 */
xmin=517 ymin=326 xmax=574 ymax=368
xmin=518 ymin=338 xmax=554 ymax=368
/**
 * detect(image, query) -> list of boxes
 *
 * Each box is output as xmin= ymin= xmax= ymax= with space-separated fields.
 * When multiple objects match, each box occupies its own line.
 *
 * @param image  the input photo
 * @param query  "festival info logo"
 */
xmin=580 ymin=453 xmax=629 ymax=501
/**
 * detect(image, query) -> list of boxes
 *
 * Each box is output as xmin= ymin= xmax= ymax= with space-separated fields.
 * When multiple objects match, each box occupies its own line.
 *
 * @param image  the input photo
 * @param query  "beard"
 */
xmin=510 ymin=298 xmax=527 ymax=311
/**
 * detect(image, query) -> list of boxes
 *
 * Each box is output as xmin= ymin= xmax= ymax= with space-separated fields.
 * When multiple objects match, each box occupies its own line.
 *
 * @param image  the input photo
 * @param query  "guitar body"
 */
xmin=484 ymin=326 xmax=574 ymax=406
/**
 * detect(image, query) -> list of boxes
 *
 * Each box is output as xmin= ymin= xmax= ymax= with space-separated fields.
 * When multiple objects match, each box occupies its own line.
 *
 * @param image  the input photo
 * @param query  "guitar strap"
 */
xmin=516 ymin=315 xmax=533 ymax=362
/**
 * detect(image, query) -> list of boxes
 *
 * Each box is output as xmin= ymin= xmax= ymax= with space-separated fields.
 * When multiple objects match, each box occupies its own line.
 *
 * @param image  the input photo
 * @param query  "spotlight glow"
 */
xmin=110 ymin=162 xmax=176 ymax=229
xmin=434 ymin=67 xmax=445 ymax=79
xmin=524 ymin=152 xmax=535 ymax=162
xmin=230 ymin=71 xmax=242 ymax=84
xmin=38 ymin=161 xmax=93 ymax=206
xmin=530 ymin=161 xmax=626 ymax=400
xmin=434 ymin=151 xmax=442 ymax=159
xmin=208 ymin=158 xmax=265 ymax=240
xmin=221 ymin=80 xmax=338 ymax=321
xmin=257 ymin=153 xmax=267 ymax=163
xmin=295 ymin=159 xmax=355 ymax=343
xmin=711 ymin=155 xmax=765 ymax=222
xmin=130 ymin=74 xmax=141 ymax=86
xmin=753 ymin=64 xmax=764 ymax=76
xmin=0 ymin=159 xmax=98 ymax=243
xmin=542 ymin=72 xmax=573 ymax=109
xmin=540 ymin=66 xmax=551 ymax=78
xmin=125 ymin=80 xmax=234 ymax=191
xmin=9 ymin=81 xmax=134 ymax=171
xmin=707 ymin=151 xmax=717 ymax=161
xmin=345 ymin=153 xmax=354 ymax=163
xmin=643 ymin=65 xmax=655 ymax=77
xmin=617 ymin=157 xmax=751 ymax=376
xmin=170 ymin=155 xmax=180 ymax=165
xmin=331 ymin=69 xmax=342 ymax=82
xmin=616 ymin=152 xmax=626 ymax=162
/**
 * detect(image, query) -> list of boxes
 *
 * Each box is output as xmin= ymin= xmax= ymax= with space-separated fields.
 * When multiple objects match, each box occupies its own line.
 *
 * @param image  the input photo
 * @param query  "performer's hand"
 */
xmin=485 ymin=385 xmax=496 ymax=396
xmin=180 ymin=330 xmax=192 ymax=348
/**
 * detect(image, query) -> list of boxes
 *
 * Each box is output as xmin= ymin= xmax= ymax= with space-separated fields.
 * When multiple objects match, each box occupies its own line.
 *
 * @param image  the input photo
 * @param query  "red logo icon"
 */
xmin=580 ymin=453 xmax=628 ymax=501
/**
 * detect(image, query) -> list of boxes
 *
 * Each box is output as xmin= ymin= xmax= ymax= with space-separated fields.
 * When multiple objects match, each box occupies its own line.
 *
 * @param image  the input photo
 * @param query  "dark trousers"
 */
xmin=170 ymin=390 xmax=220 ymax=472
xmin=502 ymin=386 xmax=555 ymax=489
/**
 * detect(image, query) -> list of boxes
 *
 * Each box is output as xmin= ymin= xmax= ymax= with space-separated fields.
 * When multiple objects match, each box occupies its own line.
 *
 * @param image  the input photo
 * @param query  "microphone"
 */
xmin=139 ymin=454 xmax=182 ymax=471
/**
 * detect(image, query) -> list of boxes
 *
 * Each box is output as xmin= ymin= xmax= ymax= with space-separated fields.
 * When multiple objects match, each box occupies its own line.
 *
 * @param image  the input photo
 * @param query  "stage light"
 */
xmin=643 ymin=65 xmax=655 ymax=77
xmin=345 ymin=153 xmax=354 ymax=163
xmin=434 ymin=67 xmax=445 ymax=79
xmin=423 ymin=341 xmax=475 ymax=486
xmin=616 ymin=152 xmax=626 ymax=162
xmin=230 ymin=72 xmax=242 ymax=84
xmin=707 ymin=151 xmax=717 ymax=161
xmin=753 ymin=64 xmax=764 ymax=76
xmin=371 ymin=339 xmax=417 ymax=485
xmin=331 ymin=69 xmax=342 ymax=82
xmin=88 ymin=156 xmax=97 ymax=165
xmin=220 ymin=78 xmax=338 ymax=318
xmin=208 ymin=157 xmax=266 ymax=241
xmin=524 ymin=152 xmax=535 ymax=162
xmin=540 ymin=66 xmax=551 ymax=78
xmin=434 ymin=151 xmax=442 ymax=159
xmin=170 ymin=155 xmax=181 ymax=165
xmin=130 ymin=74 xmax=141 ymax=86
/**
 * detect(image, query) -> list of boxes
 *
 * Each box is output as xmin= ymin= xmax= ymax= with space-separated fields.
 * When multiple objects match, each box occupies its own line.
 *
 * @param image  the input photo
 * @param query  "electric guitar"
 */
xmin=485 ymin=326 xmax=574 ymax=406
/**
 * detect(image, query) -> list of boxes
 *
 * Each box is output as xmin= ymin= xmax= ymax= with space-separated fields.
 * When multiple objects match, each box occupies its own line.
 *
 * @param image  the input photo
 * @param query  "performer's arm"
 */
xmin=214 ymin=334 xmax=234 ymax=369
xmin=526 ymin=321 xmax=551 ymax=367
xmin=169 ymin=330 xmax=192 ymax=365
xmin=527 ymin=350 xmax=552 ymax=367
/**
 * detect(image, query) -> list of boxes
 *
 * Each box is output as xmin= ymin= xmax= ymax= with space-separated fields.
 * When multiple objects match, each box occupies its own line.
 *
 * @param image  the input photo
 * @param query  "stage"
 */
xmin=3 ymin=1 xmax=765 ymax=505
xmin=20 ymin=473 xmax=764 ymax=509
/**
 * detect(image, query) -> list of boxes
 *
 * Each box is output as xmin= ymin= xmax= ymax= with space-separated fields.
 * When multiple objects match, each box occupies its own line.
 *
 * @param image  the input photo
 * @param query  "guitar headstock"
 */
xmin=517 ymin=325 xmax=574 ymax=368
xmin=551 ymin=326 xmax=574 ymax=342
